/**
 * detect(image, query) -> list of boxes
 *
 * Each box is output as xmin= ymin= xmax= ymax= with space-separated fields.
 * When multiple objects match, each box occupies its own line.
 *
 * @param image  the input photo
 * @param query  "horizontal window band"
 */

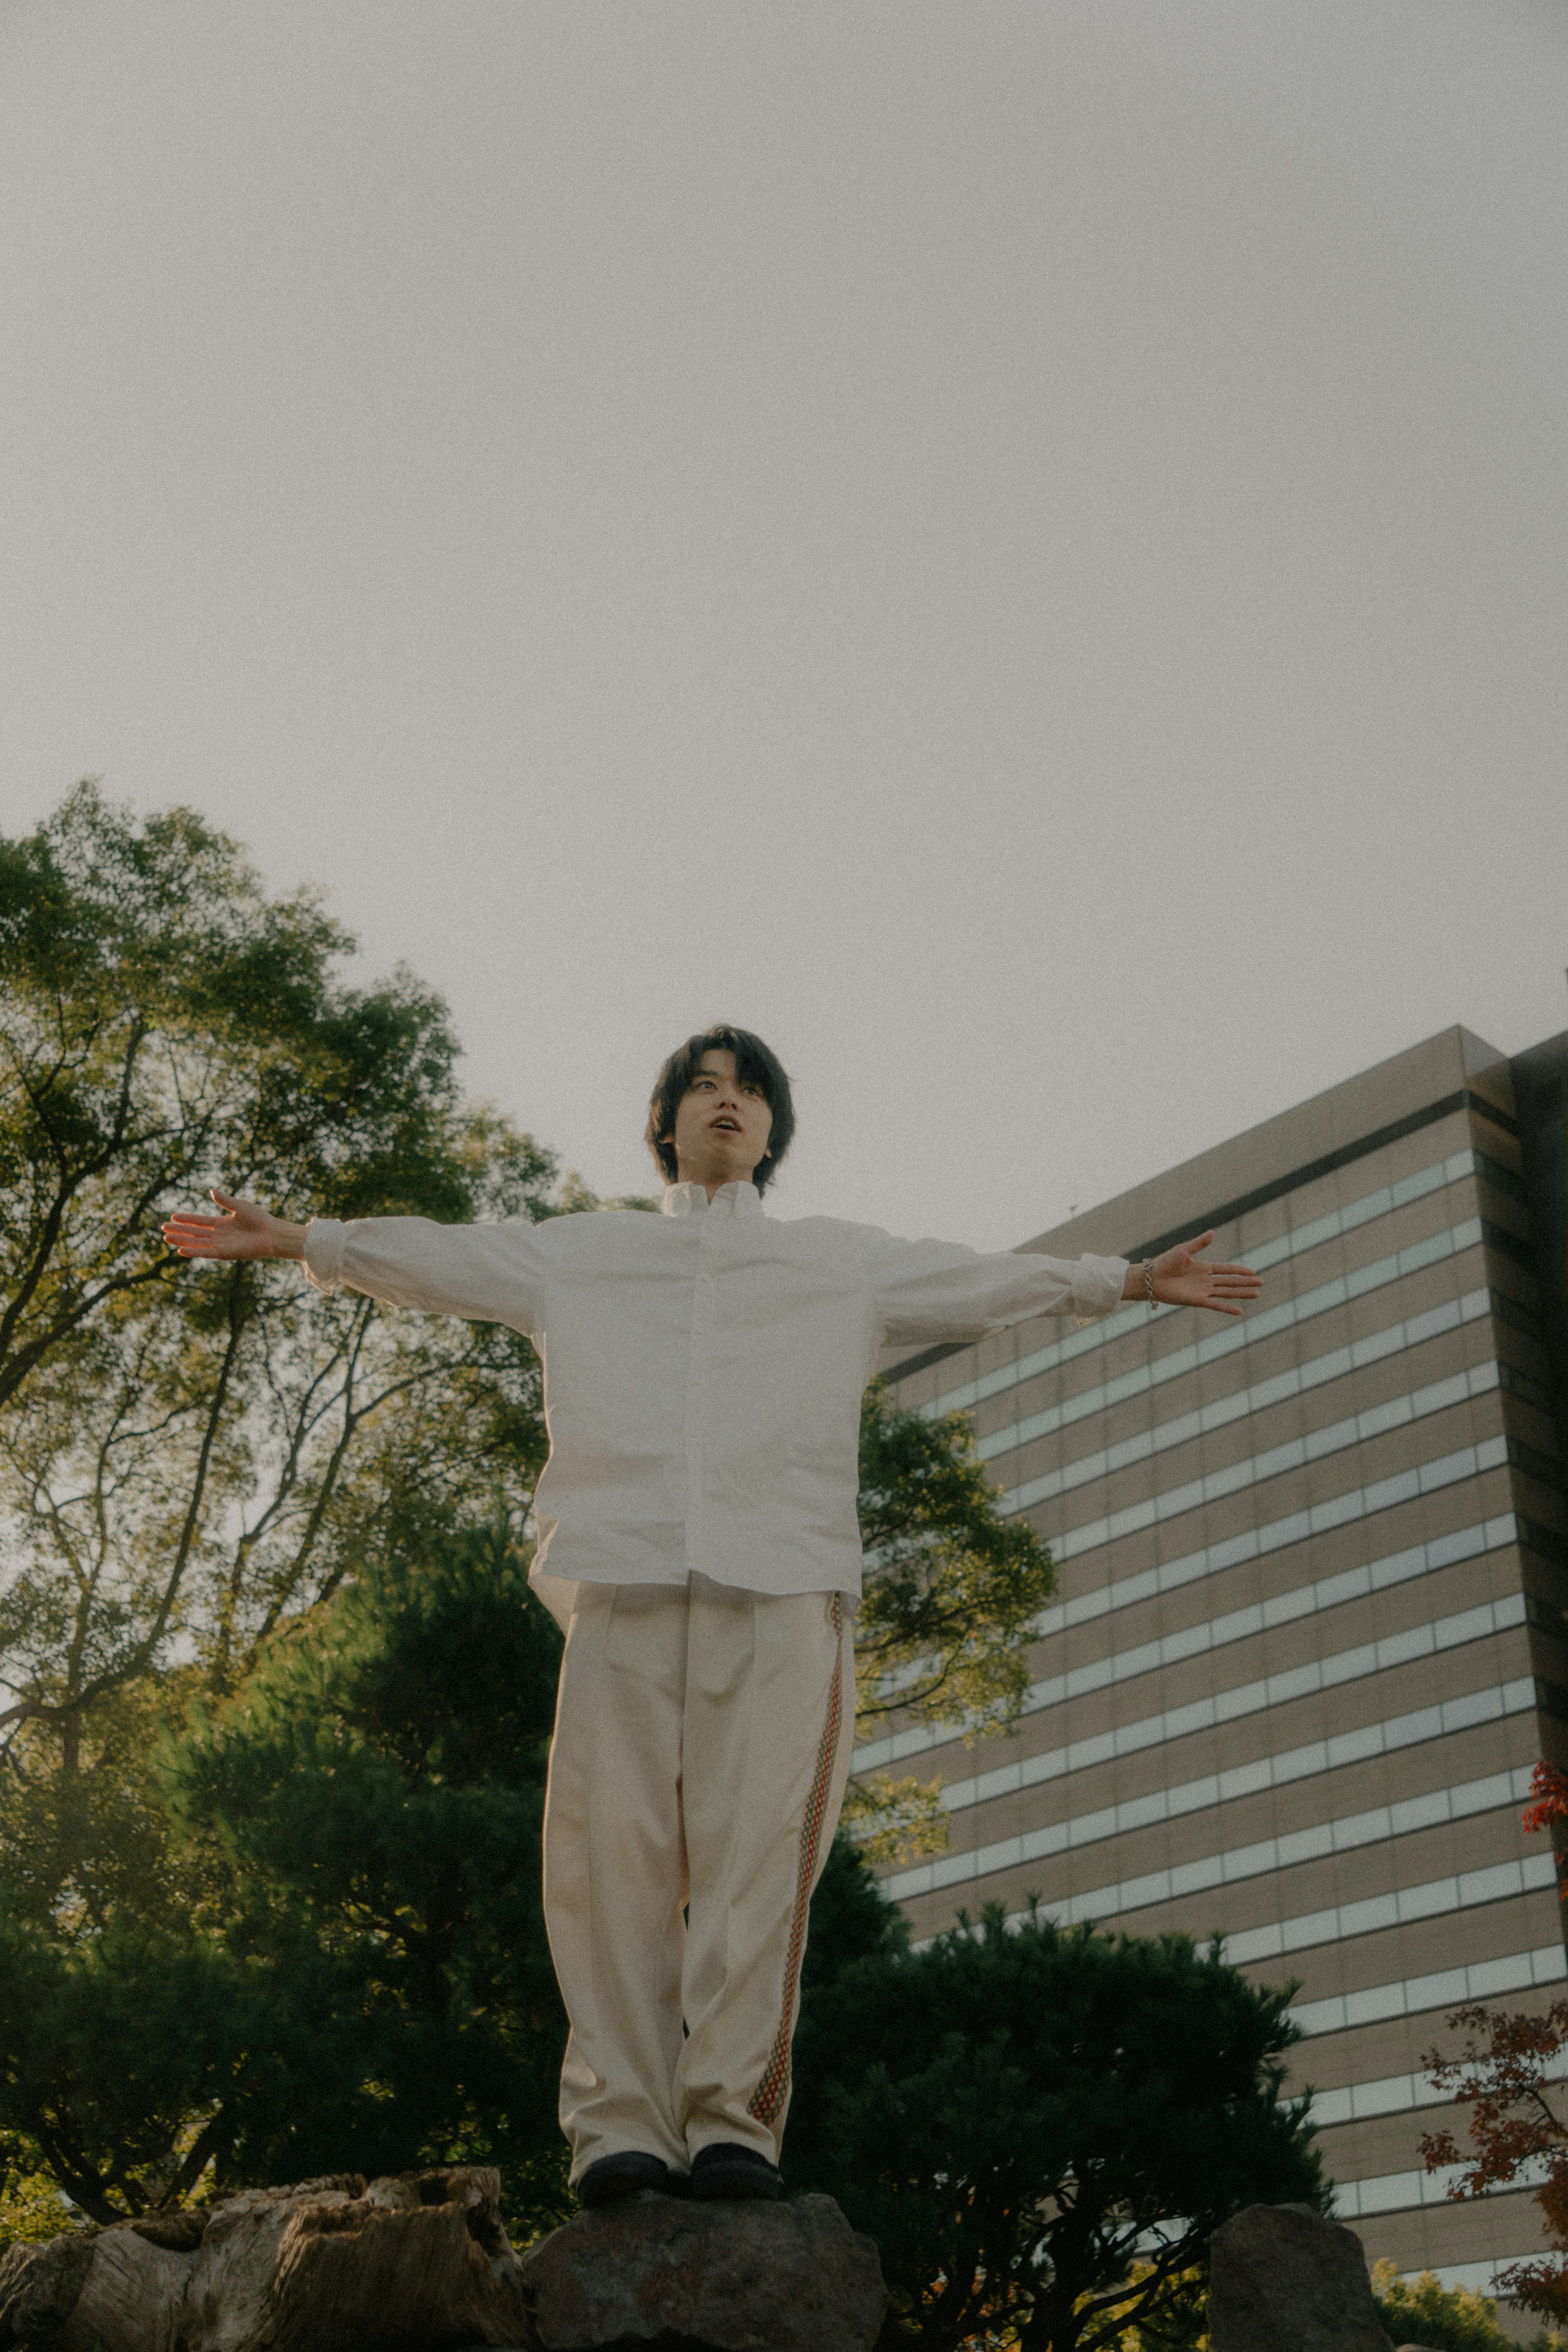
xmin=1514 ymin=1433 xmax=1567 ymax=1491
xmin=1309 ymin=2042 xmax=1568 ymax=2130
xmin=1483 ymin=1217 xmax=1538 ymax=1271
xmin=1224 ymin=1844 xmax=1559 ymax=1968
xmin=982 ymin=1275 xmax=1495 ymax=1485
xmin=880 ymin=1708 xmax=1539 ymax=1905
xmin=1521 ymin=1513 xmax=1568 ymax=1567
xmin=1312 ymin=2063 xmax=1443 ymax=2127
xmin=976 ymin=1243 xmax=1497 ymax=1465
xmin=1121 ymin=1090 xmax=1518 ymax=1266
xmin=976 ymin=1272 xmax=1552 ymax=1476
xmin=913 ymin=1824 xmax=1557 ymax=1962
xmin=1003 ymin=1358 xmax=1507 ymax=1531
xmin=919 ymin=1584 xmax=1529 ymax=1820
xmin=856 ymin=1489 xmax=1524 ymax=1778
xmin=1475 ymin=1150 xmax=1530 ymax=1204
xmin=1500 ymin=1356 xmax=1561 ymax=1417
xmin=915 ymin=1148 xmax=1480 ymax=1419
xmin=1287 ymin=1940 xmax=1566 ymax=2042
xmin=1493 ymin=1284 xmax=1548 ymax=1342
xmin=1332 ymin=2153 xmax=1546 ymax=2222
xmin=1390 ymin=2253 xmax=1553 ymax=2298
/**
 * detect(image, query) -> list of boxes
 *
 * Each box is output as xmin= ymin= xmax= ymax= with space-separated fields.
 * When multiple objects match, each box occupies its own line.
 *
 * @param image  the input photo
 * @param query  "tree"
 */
xmin=2 ymin=787 xmax=1051 ymax=1800
xmin=1107 ymin=2268 xmax=1207 ymax=2349
xmin=1 ymin=783 xmax=557 ymax=1776
xmin=0 ymin=780 xmax=1072 ymax=2229
xmin=0 ymin=1516 xmax=571 ymax=2232
xmin=1419 ymin=1993 xmax=1568 ymax=2330
xmin=788 ymin=1891 xmax=1325 ymax=2352
xmin=0 ymin=1375 xmax=1048 ymax=2233
xmin=1370 ymin=2260 xmax=1539 ymax=2352
xmin=0 ymin=1377 xmax=1057 ymax=2234
xmin=1417 ymin=1763 xmax=1568 ymax=2329
xmin=846 ymin=1379 xmax=1057 ymax=1862
xmin=799 ymin=1829 xmax=914 ymax=1999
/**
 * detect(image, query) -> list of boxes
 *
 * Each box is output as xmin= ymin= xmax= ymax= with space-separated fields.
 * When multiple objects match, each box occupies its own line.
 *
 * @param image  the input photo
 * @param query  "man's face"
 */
xmin=669 ymin=1048 xmax=774 ymax=1190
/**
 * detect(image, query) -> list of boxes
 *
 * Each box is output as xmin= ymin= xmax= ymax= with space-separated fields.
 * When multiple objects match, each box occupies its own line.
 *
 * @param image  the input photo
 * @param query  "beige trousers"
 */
xmin=542 ymin=1573 xmax=855 ymax=2182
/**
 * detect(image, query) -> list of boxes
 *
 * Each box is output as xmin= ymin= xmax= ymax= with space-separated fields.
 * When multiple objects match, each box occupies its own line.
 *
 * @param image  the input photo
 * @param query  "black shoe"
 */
xmin=689 ymin=2142 xmax=782 ymax=2202
xmin=578 ymin=2151 xmax=688 ymax=2208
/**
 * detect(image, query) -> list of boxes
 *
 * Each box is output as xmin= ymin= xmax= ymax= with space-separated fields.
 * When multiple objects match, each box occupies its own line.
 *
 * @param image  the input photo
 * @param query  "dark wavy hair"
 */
xmin=645 ymin=1025 xmax=795 ymax=1194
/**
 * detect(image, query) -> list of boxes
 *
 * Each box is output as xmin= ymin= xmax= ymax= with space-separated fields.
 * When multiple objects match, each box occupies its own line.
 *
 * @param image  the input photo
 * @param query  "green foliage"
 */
xmin=0 ymin=1516 xmax=570 ymax=2232
xmin=167 ymin=1512 xmax=569 ymax=2220
xmin=0 ymin=2141 xmax=75 ymax=2244
xmin=551 ymin=1171 xmax=660 ymax=1215
xmin=1100 ymin=2267 xmax=1207 ymax=2349
xmin=1 ymin=783 xmax=557 ymax=1767
xmin=800 ymin=1830 xmax=913 ymax=1998
xmin=1372 ymin=2260 xmax=1548 ymax=2351
xmin=0 ymin=782 xmax=1277 ymax=2265
xmin=791 ymin=1887 xmax=1324 ymax=2352
xmin=848 ymin=1380 xmax=1059 ymax=1862
xmin=854 ymin=1380 xmax=1056 ymax=1740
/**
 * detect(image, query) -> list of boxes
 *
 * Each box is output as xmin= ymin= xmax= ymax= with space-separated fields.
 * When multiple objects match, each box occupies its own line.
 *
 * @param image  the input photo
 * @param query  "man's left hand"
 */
xmin=1122 ymin=1232 xmax=1263 ymax=1318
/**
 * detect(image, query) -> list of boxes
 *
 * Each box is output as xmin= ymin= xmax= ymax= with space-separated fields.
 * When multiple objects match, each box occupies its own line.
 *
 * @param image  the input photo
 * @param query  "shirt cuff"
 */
xmin=302 ymin=1217 xmax=347 ymax=1294
xmin=1072 ymin=1253 xmax=1129 ymax=1324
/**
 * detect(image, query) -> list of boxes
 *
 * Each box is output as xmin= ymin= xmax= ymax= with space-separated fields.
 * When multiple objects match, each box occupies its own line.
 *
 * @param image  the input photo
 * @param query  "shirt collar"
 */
xmin=661 ymin=1180 xmax=766 ymax=1221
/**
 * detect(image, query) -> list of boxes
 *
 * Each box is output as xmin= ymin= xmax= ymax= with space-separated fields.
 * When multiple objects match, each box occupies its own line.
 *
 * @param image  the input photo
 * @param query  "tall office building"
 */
xmin=864 ymin=1026 xmax=1568 ymax=2306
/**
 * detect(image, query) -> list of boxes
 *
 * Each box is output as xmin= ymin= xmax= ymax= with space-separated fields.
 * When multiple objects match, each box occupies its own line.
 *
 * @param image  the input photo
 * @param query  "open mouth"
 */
xmin=710 ymin=1116 xmax=742 ymax=1134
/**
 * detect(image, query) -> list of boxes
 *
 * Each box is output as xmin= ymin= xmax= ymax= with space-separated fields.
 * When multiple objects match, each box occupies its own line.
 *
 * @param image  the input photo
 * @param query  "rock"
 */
xmin=0 ymin=2225 xmax=193 ymax=2352
xmin=517 ymin=2190 xmax=886 ymax=2352
xmin=1208 ymin=2204 xmax=1394 ymax=2352
xmin=61 ymin=2229 xmax=195 ymax=2352
xmin=0 ymin=2167 xmax=530 ymax=2352
xmin=174 ymin=2180 xmax=361 ymax=2352
xmin=1 ymin=2174 xmax=887 ymax=2352
xmin=0 ymin=2231 xmax=100 ymax=2348
xmin=176 ymin=2165 xmax=528 ymax=2352
xmin=126 ymin=2218 xmax=209 ymax=2257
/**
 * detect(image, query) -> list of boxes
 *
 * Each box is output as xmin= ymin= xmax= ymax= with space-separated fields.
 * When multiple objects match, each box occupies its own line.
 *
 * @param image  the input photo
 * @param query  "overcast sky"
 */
xmin=2 ymin=2 xmax=1564 ymax=1250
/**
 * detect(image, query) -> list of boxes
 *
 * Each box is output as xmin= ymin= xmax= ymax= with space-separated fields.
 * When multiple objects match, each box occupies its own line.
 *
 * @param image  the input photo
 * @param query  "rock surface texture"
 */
xmin=0 ymin=2167 xmax=528 ymax=2352
xmin=0 ymin=2176 xmax=884 ymax=2352
xmin=517 ymin=2191 xmax=886 ymax=2352
xmin=1208 ymin=2203 xmax=1395 ymax=2352
xmin=0 ymin=2232 xmax=101 ymax=2349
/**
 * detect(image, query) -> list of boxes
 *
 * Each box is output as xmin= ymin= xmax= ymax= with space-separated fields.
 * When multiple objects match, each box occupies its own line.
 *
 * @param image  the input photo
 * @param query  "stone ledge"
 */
xmin=1209 ymin=2203 xmax=1398 ymax=2352
xmin=0 ymin=2177 xmax=884 ymax=2352
xmin=517 ymin=2191 xmax=886 ymax=2352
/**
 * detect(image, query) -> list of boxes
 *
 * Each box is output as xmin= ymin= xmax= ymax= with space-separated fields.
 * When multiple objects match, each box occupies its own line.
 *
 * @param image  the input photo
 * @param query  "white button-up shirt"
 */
xmin=303 ymin=1182 xmax=1128 ymax=1627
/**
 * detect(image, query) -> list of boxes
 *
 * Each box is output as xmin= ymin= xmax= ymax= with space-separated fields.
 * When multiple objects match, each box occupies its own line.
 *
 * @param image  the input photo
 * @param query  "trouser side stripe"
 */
xmin=747 ymin=1594 xmax=844 ymax=2128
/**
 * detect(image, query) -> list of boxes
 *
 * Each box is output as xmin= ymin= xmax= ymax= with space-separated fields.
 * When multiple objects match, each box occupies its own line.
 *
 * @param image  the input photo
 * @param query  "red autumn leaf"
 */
xmin=1407 ymin=1769 xmax=1568 ymax=2319
xmin=1419 ymin=1997 xmax=1568 ymax=2319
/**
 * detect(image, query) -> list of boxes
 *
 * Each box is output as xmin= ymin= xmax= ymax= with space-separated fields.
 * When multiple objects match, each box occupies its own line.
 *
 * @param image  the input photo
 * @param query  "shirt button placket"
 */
xmin=685 ymin=1207 xmax=715 ymax=1578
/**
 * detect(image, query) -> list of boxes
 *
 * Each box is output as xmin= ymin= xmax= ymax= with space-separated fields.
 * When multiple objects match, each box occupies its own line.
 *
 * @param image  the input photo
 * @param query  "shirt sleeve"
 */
xmin=862 ymin=1226 xmax=1129 ymax=1349
xmin=301 ymin=1215 xmax=548 ymax=1337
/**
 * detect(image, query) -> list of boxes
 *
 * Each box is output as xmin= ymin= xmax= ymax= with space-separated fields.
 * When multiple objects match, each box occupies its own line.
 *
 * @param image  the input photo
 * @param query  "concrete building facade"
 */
xmin=864 ymin=1025 xmax=1568 ymax=2310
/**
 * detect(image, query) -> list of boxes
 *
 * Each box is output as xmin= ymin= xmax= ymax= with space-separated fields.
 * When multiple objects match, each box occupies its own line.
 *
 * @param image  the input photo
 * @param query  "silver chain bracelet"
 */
xmin=1143 ymin=1257 xmax=1155 ymax=1312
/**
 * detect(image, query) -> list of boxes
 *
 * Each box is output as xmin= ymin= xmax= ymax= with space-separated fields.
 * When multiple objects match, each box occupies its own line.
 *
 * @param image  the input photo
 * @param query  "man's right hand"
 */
xmin=162 ymin=1188 xmax=309 ymax=1262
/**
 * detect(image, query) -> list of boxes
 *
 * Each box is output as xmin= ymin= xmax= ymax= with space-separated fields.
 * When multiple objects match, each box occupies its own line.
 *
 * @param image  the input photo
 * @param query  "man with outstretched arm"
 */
xmin=163 ymin=1024 xmax=1261 ymax=2209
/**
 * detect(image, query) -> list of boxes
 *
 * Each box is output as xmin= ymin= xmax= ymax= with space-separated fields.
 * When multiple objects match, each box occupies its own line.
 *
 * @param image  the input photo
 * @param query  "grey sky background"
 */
xmin=2 ymin=2 xmax=1564 ymax=1252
